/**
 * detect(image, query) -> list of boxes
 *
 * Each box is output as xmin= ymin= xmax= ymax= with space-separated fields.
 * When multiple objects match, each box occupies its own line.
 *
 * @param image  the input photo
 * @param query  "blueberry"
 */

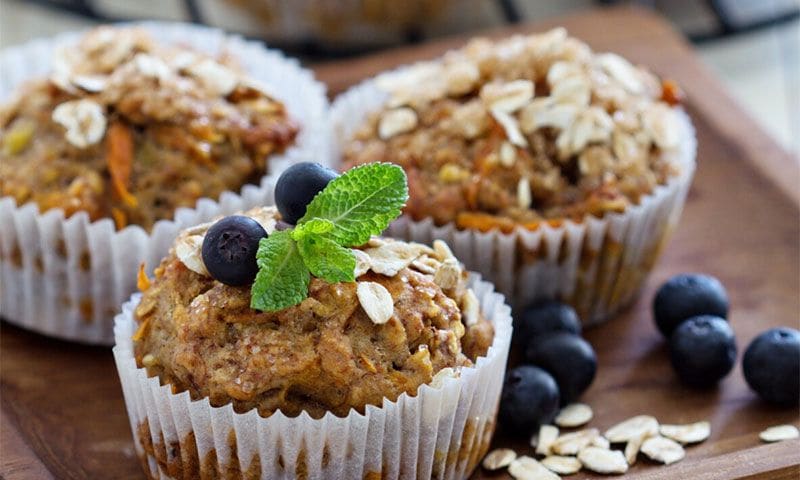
xmin=516 ymin=301 xmax=582 ymax=346
xmin=525 ymin=332 xmax=597 ymax=404
xmin=201 ymin=216 xmax=267 ymax=286
xmin=669 ymin=315 xmax=736 ymax=387
xmin=499 ymin=366 xmax=560 ymax=436
xmin=275 ymin=162 xmax=339 ymax=224
xmin=654 ymin=273 xmax=729 ymax=338
xmin=743 ymin=328 xmax=800 ymax=405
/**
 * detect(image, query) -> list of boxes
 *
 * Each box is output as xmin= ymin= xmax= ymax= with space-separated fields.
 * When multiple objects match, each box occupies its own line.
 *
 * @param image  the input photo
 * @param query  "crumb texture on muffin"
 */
xmin=0 ymin=27 xmax=298 ymax=230
xmin=133 ymin=207 xmax=493 ymax=418
xmin=342 ymin=28 xmax=684 ymax=231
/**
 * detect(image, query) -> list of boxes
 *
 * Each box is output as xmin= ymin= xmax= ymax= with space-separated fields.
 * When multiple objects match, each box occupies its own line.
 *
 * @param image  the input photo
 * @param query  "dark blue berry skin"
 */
xmin=499 ymin=366 xmax=560 ymax=436
xmin=275 ymin=162 xmax=339 ymax=224
xmin=201 ymin=216 xmax=267 ymax=286
xmin=669 ymin=315 xmax=736 ymax=387
xmin=743 ymin=328 xmax=800 ymax=406
xmin=516 ymin=301 xmax=582 ymax=346
xmin=654 ymin=273 xmax=729 ymax=338
xmin=525 ymin=332 xmax=597 ymax=405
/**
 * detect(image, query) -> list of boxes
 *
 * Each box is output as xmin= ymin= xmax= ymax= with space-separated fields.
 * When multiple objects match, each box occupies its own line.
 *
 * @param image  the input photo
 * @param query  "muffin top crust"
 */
xmin=0 ymin=27 xmax=298 ymax=230
xmin=133 ymin=207 xmax=494 ymax=418
xmin=341 ymin=28 xmax=685 ymax=232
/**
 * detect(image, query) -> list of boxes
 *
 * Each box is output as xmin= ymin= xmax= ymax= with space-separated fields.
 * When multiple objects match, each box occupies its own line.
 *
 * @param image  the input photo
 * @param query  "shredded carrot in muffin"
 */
xmin=111 ymin=207 xmax=127 ymax=230
xmin=107 ymin=122 xmax=138 ymax=208
xmin=132 ymin=316 xmax=151 ymax=342
xmin=137 ymin=262 xmax=151 ymax=292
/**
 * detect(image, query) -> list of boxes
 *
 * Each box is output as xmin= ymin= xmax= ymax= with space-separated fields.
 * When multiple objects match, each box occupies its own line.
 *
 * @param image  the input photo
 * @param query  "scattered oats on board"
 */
xmin=535 ymin=425 xmax=560 ymax=455
xmin=555 ymin=403 xmax=594 ymax=428
xmin=482 ymin=448 xmax=517 ymax=471
xmin=659 ymin=421 xmax=711 ymax=444
xmin=541 ymin=455 xmax=582 ymax=475
xmin=590 ymin=435 xmax=611 ymax=449
xmin=641 ymin=436 xmax=685 ymax=465
xmin=624 ymin=432 xmax=647 ymax=465
xmin=578 ymin=446 xmax=629 ymax=474
xmin=759 ymin=425 xmax=800 ymax=443
xmin=508 ymin=456 xmax=561 ymax=480
xmin=551 ymin=428 xmax=600 ymax=455
xmin=605 ymin=415 xmax=660 ymax=443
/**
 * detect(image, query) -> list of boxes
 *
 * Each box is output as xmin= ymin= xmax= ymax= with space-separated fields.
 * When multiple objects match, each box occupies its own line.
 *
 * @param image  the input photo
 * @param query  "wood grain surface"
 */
xmin=1 ymin=6 xmax=799 ymax=480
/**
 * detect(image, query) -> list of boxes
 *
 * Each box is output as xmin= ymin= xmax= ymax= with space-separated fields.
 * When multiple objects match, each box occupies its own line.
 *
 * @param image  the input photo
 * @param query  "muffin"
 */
xmin=113 ymin=207 xmax=512 ymax=479
xmin=222 ymin=0 xmax=474 ymax=51
xmin=0 ymin=23 xmax=328 ymax=343
xmin=332 ymin=28 xmax=696 ymax=324
xmin=2 ymin=26 xmax=298 ymax=230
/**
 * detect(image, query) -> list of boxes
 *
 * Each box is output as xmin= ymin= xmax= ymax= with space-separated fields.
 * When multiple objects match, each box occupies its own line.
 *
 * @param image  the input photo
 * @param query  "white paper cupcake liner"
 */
xmin=329 ymin=68 xmax=697 ymax=326
xmin=0 ymin=22 xmax=329 ymax=344
xmin=113 ymin=273 xmax=513 ymax=480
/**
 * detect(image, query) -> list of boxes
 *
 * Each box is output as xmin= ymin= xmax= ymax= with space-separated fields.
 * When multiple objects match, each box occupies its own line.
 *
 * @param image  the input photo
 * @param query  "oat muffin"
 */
xmin=0 ymin=26 xmax=298 ymax=231
xmin=0 ymin=23 xmax=326 ymax=345
xmin=341 ymin=28 xmax=684 ymax=231
xmin=115 ymin=163 xmax=512 ymax=479
xmin=133 ymin=206 xmax=494 ymax=418
xmin=334 ymin=28 xmax=695 ymax=322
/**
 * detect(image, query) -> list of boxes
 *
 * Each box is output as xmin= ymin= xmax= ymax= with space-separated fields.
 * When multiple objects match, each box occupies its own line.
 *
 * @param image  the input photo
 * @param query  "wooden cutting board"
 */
xmin=1 ymin=6 xmax=798 ymax=480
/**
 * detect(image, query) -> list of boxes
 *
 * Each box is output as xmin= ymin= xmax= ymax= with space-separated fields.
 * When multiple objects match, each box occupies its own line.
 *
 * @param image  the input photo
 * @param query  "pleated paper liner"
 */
xmin=329 ymin=65 xmax=696 ymax=326
xmin=113 ymin=273 xmax=513 ymax=480
xmin=0 ymin=22 xmax=330 ymax=344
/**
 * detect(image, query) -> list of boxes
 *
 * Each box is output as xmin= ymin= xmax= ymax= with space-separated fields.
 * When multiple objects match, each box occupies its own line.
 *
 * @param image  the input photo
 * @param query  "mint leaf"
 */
xmin=297 ymin=234 xmax=355 ymax=283
xmin=298 ymin=163 xmax=408 ymax=246
xmin=292 ymin=217 xmax=334 ymax=240
xmin=250 ymin=231 xmax=310 ymax=312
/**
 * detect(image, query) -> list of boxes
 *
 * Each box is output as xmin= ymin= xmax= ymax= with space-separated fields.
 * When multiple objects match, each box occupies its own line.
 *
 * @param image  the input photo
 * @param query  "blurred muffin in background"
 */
xmin=332 ymin=28 xmax=697 ymax=324
xmin=1 ymin=26 xmax=298 ymax=231
xmin=0 ymin=23 xmax=328 ymax=344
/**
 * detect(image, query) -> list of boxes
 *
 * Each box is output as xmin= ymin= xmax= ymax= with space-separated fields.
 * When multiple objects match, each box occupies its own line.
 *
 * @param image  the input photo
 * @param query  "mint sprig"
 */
xmin=250 ymin=231 xmax=310 ymax=312
xmin=250 ymin=163 xmax=408 ymax=312
xmin=298 ymin=162 xmax=408 ymax=246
